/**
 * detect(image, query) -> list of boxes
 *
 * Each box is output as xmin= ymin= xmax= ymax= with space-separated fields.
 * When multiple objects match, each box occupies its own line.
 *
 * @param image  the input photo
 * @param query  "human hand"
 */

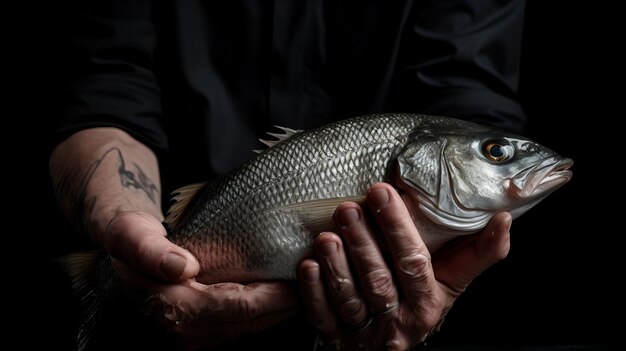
xmin=103 ymin=211 xmax=299 ymax=350
xmin=298 ymin=183 xmax=511 ymax=350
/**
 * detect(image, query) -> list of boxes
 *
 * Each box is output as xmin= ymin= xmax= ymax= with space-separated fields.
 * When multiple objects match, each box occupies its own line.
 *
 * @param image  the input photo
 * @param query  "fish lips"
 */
xmin=511 ymin=157 xmax=574 ymax=198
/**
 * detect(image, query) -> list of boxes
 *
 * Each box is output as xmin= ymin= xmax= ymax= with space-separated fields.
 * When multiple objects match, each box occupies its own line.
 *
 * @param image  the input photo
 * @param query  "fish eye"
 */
xmin=482 ymin=141 xmax=514 ymax=162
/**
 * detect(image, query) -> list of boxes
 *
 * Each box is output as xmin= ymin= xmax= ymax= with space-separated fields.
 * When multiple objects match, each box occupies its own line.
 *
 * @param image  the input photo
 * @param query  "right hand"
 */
xmin=297 ymin=184 xmax=511 ymax=350
xmin=50 ymin=129 xmax=298 ymax=349
xmin=101 ymin=210 xmax=299 ymax=350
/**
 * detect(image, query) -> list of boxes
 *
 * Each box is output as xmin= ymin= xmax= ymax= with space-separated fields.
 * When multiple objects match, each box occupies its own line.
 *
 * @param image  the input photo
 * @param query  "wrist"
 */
xmin=50 ymin=128 xmax=164 ymax=244
xmin=84 ymin=199 xmax=164 ymax=246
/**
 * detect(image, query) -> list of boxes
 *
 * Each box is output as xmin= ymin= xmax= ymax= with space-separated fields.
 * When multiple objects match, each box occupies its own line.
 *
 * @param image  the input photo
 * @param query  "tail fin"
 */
xmin=56 ymin=250 xmax=112 ymax=351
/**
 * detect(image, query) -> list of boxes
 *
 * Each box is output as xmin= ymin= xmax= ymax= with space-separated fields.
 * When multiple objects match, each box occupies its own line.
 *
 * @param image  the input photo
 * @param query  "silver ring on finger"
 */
xmin=347 ymin=314 xmax=374 ymax=333
xmin=372 ymin=300 xmax=400 ymax=316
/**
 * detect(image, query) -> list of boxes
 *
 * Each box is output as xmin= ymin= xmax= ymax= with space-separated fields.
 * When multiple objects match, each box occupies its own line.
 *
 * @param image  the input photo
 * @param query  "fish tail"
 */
xmin=56 ymin=250 xmax=115 ymax=351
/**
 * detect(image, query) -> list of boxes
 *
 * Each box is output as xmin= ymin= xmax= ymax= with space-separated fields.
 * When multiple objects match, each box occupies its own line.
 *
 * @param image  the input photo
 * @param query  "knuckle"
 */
xmin=328 ymin=276 xmax=355 ymax=299
xmin=348 ymin=234 xmax=371 ymax=250
xmin=396 ymin=246 xmax=427 ymax=261
xmin=397 ymin=254 xmax=431 ymax=281
xmin=363 ymin=268 xmax=395 ymax=298
xmin=132 ymin=234 xmax=160 ymax=266
xmin=335 ymin=297 xmax=367 ymax=325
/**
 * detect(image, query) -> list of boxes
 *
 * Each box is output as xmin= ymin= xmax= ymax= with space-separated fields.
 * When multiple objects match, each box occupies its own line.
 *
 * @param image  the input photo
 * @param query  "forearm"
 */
xmin=50 ymin=127 xmax=162 ymax=241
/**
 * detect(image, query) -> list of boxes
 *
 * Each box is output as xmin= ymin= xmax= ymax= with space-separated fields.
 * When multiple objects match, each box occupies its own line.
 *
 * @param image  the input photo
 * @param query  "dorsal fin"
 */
xmin=164 ymin=182 xmax=207 ymax=229
xmin=257 ymin=126 xmax=302 ymax=150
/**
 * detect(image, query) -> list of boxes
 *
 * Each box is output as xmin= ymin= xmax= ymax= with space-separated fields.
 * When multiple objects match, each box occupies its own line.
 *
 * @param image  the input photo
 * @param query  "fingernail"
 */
xmin=303 ymin=264 xmax=320 ymax=283
xmin=161 ymin=252 xmax=187 ymax=279
xmin=338 ymin=207 xmax=359 ymax=227
xmin=319 ymin=241 xmax=338 ymax=256
xmin=368 ymin=187 xmax=389 ymax=208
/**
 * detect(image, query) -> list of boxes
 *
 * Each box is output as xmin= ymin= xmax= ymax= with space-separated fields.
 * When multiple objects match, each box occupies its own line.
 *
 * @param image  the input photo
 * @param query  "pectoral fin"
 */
xmin=273 ymin=196 xmax=366 ymax=235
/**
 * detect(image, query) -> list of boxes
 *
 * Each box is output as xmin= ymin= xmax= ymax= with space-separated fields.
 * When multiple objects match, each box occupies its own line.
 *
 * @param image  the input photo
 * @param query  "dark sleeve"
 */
xmin=405 ymin=0 xmax=527 ymax=133
xmin=55 ymin=0 xmax=167 ymax=151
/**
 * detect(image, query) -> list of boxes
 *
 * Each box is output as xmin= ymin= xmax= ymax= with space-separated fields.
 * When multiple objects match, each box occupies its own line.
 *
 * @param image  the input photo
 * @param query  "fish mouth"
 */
xmin=511 ymin=157 xmax=574 ymax=198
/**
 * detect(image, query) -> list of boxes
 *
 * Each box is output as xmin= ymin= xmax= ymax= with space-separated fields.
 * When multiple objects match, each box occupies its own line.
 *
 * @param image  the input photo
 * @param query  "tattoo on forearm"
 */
xmin=117 ymin=158 xmax=159 ymax=204
xmin=52 ymin=147 xmax=159 ymax=234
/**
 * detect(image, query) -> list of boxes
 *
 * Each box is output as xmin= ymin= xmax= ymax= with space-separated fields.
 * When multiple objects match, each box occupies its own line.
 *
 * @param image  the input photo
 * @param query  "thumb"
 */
xmin=102 ymin=211 xmax=200 ymax=282
xmin=432 ymin=212 xmax=512 ymax=295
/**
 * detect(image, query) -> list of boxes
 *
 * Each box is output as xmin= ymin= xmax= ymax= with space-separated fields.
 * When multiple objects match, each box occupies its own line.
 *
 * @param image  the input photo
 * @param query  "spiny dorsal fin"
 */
xmin=273 ymin=196 xmax=367 ymax=234
xmin=164 ymin=182 xmax=207 ymax=229
xmin=257 ymin=125 xmax=302 ymax=150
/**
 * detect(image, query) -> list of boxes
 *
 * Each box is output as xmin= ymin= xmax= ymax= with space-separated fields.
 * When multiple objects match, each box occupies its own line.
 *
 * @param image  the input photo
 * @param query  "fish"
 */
xmin=161 ymin=113 xmax=573 ymax=284
xmin=60 ymin=113 xmax=573 ymax=349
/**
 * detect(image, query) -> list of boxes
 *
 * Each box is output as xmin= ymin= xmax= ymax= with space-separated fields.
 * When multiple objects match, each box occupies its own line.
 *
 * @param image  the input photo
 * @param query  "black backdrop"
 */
xmin=13 ymin=1 xmax=614 ymax=349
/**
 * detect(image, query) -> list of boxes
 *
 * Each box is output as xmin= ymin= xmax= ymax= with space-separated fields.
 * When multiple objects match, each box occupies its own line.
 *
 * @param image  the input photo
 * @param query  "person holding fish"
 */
xmin=48 ymin=1 xmax=566 ymax=350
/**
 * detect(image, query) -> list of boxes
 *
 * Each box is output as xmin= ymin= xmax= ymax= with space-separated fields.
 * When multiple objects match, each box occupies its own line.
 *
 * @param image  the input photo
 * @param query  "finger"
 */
xmin=314 ymin=232 xmax=369 ymax=328
xmin=367 ymin=183 xmax=437 ymax=304
xmin=170 ymin=308 xmax=297 ymax=351
xmin=367 ymin=183 xmax=429 ymax=258
xmin=104 ymin=211 xmax=200 ymax=282
xmin=297 ymin=259 xmax=341 ymax=344
xmin=334 ymin=202 xmax=399 ymax=315
xmin=145 ymin=281 xmax=298 ymax=350
xmin=433 ymin=212 xmax=512 ymax=296
xmin=154 ymin=280 xmax=299 ymax=322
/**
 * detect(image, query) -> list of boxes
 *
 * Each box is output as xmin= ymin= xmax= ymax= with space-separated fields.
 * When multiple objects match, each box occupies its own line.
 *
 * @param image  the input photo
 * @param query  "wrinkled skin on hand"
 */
xmin=101 ymin=181 xmax=509 ymax=350
xmin=106 ymin=212 xmax=299 ymax=350
xmin=298 ymin=183 xmax=512 ymax=350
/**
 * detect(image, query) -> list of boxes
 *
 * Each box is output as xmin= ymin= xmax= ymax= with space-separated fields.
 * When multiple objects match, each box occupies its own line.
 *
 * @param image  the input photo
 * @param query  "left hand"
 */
xmin=297 ymin=183 xmax=512 ymax=350
xmin=106 ymin=212 xmax=299 ymax=351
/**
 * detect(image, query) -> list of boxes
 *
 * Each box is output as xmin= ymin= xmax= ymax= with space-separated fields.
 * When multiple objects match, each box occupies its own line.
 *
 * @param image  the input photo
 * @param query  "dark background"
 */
xmin=12 ymin=1 xmax=615 ymax=349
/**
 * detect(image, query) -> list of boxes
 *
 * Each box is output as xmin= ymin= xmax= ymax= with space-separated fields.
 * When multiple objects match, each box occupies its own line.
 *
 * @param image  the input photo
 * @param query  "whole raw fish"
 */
xmin=162 ymin=113 xmax=573 ymax=284
xmin=62 ymin=113 xmax=573 ymax=350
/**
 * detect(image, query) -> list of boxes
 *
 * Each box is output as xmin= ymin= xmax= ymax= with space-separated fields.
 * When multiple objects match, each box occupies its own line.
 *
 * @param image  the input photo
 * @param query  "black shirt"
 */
xmin=56 ymin=1 xmax=526 ymax=349
xmin=58 ymin=0 xmax=526 ymax=190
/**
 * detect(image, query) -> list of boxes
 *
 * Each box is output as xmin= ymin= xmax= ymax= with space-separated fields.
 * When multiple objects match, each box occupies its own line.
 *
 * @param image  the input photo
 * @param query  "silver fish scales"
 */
xmin=163 ymin=113 xmax=573 ymax=284
xmin=60 ymin=113 xmax=572 ymax=350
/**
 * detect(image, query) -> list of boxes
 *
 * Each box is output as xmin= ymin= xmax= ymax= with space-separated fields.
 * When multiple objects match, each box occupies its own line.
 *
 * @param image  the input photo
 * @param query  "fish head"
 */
xmin=397 ymin=122 xmax=573 ymax=234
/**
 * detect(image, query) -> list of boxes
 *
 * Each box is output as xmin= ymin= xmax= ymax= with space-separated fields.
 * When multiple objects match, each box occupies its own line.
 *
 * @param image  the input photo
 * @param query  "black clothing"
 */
xmin=58 ymin=0 xmax=526 ymax=190
xmin=55 ymin=1 xmax=527 ymax=349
